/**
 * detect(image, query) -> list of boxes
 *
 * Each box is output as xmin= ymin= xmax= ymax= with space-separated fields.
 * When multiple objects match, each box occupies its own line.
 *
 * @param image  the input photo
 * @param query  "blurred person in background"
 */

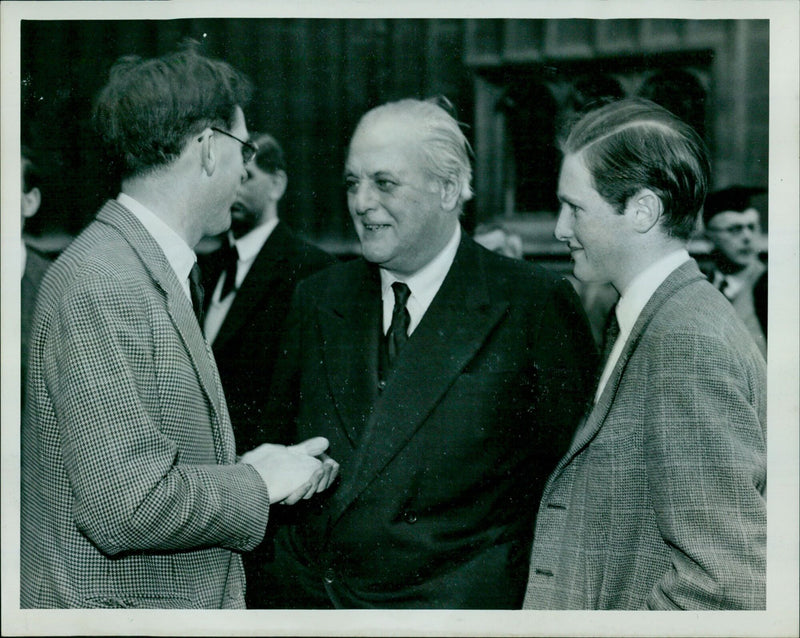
xmin=21 ymin=145 xmax=52 ymax=401
xmin=200 ymin=131 xmax=336 ymax=608
xmin=472 ymin=220 xmax=524 ymax=260
xmin=202 ymin=131 xmax=336 ymax=449
xmin=702 ymin=186 xmax=767 ymax=358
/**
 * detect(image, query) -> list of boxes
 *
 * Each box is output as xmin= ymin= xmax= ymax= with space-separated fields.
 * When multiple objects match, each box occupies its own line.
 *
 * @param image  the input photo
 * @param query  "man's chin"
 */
xmin=572 ymin=267 xmax=610 ymax=287
xmin=209 ymin=213 xmax=232 ymax=238
xmin=229 ymin=216 xmax=256 ymax=238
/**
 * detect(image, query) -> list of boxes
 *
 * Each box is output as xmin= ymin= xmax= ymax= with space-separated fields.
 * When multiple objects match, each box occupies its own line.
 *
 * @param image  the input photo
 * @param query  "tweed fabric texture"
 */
xmin=524 ymin=260 xmax=767 ymax=610
xmin=21 ymin=200 xmax=270 ymax=608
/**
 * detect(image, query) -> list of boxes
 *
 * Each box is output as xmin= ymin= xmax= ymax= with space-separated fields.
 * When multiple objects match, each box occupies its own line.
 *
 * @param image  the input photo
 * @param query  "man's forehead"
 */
xmin=708 ymin=208 xmax=761 ymax=225
xmin=354 ymin=111 xmax=422 ymax=144
xmin=347 ymin=119 xmax=424 ymax=170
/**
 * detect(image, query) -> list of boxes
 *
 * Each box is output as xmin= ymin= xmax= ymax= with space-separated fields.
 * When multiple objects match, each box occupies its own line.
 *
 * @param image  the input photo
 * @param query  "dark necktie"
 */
xmin=717 ymin=275 xmax=730 ymax=298
xmin=189 ymin=262 xmax=205 ymax=325
xmin=599 ymin=308 xmax=620 ymax=371
xmin=385 ymin=281 xmax=412 ymax=369
xmin=219 ymin=242 xmax=240 ymax=301
xmin=587 ymin=307 xmax=620 ymax=408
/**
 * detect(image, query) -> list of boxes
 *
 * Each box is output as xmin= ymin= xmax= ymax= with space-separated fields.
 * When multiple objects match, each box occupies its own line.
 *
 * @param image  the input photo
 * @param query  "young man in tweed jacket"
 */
xmin=524 ymin=98 xmax=766 ymax=610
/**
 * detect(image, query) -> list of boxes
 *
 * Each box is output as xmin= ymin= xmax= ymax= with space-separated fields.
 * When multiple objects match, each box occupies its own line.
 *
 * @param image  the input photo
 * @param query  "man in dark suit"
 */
xmin=201 ymin=132 xmax=336 ymax=451
xmin=259 ymin=97 xmax=597 ymax=608
xmin=21 ymin=45 xmax=337 ymax=609
xmin=702 ymin=186 xmax=768 ymax=358
xmin=524 ymin=98 xmax=766 ymax=609
xmin=200 ymin=132 xmax=336 ymax=607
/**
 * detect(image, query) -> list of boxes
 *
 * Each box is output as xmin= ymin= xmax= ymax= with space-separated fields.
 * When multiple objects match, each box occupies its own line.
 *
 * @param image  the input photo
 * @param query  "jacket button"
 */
xmin=378 ymin=379 xmax=387 ymax=392
xmin=323 ymin=567 xmax=336 ymax=584
xmin=403 ymin=510 xmax=418 ymax=524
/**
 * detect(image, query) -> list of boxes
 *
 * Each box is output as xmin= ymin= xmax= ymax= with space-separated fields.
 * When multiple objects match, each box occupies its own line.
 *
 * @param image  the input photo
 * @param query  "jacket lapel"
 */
xmin=96 ymin=201 xmax=234 ymax=463
xmin=212 ymin=224 xmax=290 ymax=352
xmin=543 ymin=260 xmax=706 ymax=493
xmin=318 ymin=260 xmax=383 ymax=447
xmin=330 ymin=237 xmax=510 ymax=519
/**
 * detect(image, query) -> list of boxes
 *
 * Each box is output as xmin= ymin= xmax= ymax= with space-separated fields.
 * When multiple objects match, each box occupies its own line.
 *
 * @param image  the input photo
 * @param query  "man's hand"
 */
xmin=239 ymin=437 xmax=339 ymax=504
xmin=283 ymin=450 xmax=340 ymax=505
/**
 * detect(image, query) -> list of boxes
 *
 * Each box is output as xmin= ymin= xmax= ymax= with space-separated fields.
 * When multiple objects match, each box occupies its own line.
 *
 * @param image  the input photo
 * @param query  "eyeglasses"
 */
xmin=706 ymin=223 xmax=759 ymax=236
xmin=211 ymin=127 xmax=258 ymax=164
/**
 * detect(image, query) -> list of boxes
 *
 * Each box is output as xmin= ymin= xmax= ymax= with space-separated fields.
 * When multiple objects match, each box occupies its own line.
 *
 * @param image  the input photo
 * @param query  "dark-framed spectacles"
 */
xmin=211 ymin=127 xmax=258 ymax=164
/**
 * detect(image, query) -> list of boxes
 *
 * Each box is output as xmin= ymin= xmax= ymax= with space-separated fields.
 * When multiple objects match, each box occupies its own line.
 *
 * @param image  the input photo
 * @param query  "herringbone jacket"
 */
xmin=21 ymin=200 xmax=270 ymax=608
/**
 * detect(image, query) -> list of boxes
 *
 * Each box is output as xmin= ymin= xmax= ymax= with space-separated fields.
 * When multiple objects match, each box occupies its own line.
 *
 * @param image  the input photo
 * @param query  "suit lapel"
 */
xmin=331 ymin=237 xmax=509 ymax=519
xmin=96 ymin=201 xmax=234 ymax=463
xmin=544 ymin=260 xmax=706 ymax=492
xmin=318 ymin=260 xmax=383 ymax=446
xmin=212 ymin=224 xmax=290 ymax=352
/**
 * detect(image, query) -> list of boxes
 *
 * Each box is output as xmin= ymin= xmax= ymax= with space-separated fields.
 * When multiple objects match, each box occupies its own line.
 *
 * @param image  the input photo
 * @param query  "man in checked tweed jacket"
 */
xmin=524 ymin=98 xmax=766 ymax=610
xmin=21 ymin=45 xmax=337 ymax=609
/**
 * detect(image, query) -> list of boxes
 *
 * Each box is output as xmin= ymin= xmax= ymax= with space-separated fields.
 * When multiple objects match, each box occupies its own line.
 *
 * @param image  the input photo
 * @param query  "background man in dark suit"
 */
xmin=259 ymin=97 xmax=597 ymax=608
xmin=702 ymin=185 xmax=768 ymax=358
xmin=200 ymin=132 xmax=336 ymax=607
xmin=20 ymin=146 xmax=51 ymax=401
xmin=524 ymin=98 xmax=766 ymax=610
xmin=201 ymin=131 xmax=336 ymax=450
xmin=21 ymin=44 xmax=337 ymax=609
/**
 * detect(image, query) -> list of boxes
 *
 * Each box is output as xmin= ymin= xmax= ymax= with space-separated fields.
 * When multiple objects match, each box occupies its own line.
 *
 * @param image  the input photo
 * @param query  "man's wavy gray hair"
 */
xmin=353 ymin=96 xmax=474 ymax=209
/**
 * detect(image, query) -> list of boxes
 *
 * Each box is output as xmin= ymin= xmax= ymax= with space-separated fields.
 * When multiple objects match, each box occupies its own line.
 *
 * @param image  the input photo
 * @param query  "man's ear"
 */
xmin=22 ymin=187 xmax=41 ymax=219
xmin=269 ymin=170 xmax=288 ymax=201
xmin=627 ymin=188 xmax=663 ymax=234
xmin=440 ymin=176 xmax=460 ymax=212
xmin=198 ymin=129 xmax=217 ymax=177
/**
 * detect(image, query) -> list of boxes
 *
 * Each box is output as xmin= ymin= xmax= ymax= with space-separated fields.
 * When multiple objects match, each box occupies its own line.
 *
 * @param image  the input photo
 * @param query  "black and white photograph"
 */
xmin=2 ymin=1 xmax=798 ymax=636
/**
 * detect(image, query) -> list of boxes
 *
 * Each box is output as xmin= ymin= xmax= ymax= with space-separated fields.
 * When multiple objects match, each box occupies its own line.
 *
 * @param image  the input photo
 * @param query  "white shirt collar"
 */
xmin=231 ymin=218 xmax=279 ymax=264
xmin=203 ymin=219 xmax=280 ymax=345
xmin=117 ymin=193 xmax=197 ymax=299
xmin=379 ymin=224 xmax=461 ymax=335
xmin=594 ymin=248 xmax=691 ymax=403
xmin=615 ymin=249 xmax=691 ymax=336
xmin=711 ymin=259 xmax=764 ymax=300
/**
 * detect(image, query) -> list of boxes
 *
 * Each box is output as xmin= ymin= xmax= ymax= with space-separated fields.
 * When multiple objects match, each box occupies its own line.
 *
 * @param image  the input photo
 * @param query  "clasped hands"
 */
xmin=239 ymin=437 xmax=339 ymax=505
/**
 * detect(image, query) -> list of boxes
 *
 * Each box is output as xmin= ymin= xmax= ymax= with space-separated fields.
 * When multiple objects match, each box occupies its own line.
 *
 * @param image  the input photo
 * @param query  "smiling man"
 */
xmin=257 ymin=97 xmax=597 ymax=608
xmin=524 ymin=98 xmax=767 ymax=610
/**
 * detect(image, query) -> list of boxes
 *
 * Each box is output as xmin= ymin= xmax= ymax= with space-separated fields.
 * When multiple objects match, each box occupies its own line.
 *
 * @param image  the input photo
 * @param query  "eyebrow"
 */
xmin=343 ymin=169 xmax=399 ymax=180
xmin=557 ymin=193 xmax=576 ymax=206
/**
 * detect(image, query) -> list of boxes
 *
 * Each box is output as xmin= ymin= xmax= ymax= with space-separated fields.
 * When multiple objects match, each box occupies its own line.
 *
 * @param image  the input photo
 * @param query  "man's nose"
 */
xmin=351 ymin=181 xmax=376 ymax=215
xmin=740 ymin=225 xmax=757 ymax=241
xmin=554 ymin=206 xmax=572 ymax=242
